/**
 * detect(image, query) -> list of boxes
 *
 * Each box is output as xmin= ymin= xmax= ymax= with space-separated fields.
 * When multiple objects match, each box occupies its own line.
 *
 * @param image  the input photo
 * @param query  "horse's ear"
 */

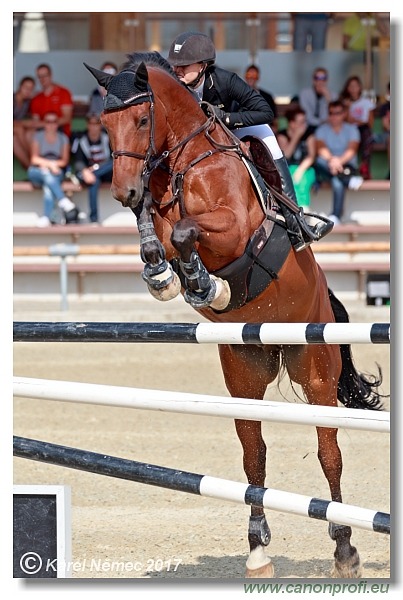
xmin=136 ymin=62 xmax=149 ymax=90
xmin=83 ymin=62 xmax=114 ymax=90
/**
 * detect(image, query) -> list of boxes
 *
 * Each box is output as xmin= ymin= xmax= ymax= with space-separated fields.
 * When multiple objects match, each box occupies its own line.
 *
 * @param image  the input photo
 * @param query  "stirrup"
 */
xmin=292 ymin=213 xmax=334 ymax=252
xmin=303 ymin=212 xmax=334 ymax=241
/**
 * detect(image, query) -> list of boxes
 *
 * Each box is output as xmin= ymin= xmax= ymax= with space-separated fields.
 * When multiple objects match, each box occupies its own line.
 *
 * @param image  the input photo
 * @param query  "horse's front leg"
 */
xmin=133 ymin=191 xmax=181 ymax=301
xmin=220 ymin=344 xmax=281 ymax=578
xmin=171 ymin=217 xmax=231 ymax=310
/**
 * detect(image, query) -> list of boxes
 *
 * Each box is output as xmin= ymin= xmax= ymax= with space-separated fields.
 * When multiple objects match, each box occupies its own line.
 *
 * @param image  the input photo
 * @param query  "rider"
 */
xmin=167 ymin=31 xmax=332 ymax=251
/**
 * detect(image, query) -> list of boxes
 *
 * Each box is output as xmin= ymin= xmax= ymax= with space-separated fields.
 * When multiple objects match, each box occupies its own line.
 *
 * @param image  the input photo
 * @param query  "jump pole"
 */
xmin=13 ymin=377 xmax=390 ymax=433
xmin=13 ymin=436 xmax=390 ymax=535
xmin=13 ymin=321 xmax=390 ymax=344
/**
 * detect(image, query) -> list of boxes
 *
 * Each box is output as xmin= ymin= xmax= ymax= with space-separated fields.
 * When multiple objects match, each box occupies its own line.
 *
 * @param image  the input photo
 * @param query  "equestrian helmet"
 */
xmin=168 ymin=32 xmax=216 ymax=66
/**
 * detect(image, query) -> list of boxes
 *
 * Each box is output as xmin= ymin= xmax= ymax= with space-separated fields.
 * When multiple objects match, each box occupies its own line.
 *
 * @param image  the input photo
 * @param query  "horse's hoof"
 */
xmin=331 ymin=550 xmax=362 ymax=578
xmin=210 ymin=276 xmax=231 ymax=311
xmin=245 ymin=547 xmax=274 ymax=578
xmin=245 ymin=560 xmax=274 ymax=579
xmin=147 ymin=272 xmax=181 ymax=301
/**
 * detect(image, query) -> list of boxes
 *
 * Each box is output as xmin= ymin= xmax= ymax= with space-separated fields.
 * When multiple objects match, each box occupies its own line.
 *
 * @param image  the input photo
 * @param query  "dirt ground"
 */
xmin=13 ymin=295 xmax=391 ymax=582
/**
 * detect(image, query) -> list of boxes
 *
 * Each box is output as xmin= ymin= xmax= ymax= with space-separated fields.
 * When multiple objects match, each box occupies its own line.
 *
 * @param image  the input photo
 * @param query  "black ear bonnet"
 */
xmin=83 ymin=62 xmax=152 ymax=111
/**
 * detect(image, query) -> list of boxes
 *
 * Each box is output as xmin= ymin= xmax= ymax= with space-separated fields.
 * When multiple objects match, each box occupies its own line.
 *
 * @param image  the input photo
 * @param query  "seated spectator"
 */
xmin=244 ymin=64 xmax=277 ymax=130
xmin=27 ymin=111 xmax=79 ymax=227
xmin=13 ymin=76 xmax=36 ymax=169
xmin=340 ymin=75 xmax=376 ymax=180
xmin=298 ymin=67 xmax=338 ymax=132
xmin=71 ymin=113 xmax=113 ymax=223
xmin=372 ymin=81 xmax=390 ymax=179
xmin=314 ymin=100 xmax=363 ymax=225
xmin=88 ymin=61 xmax=118 ymax=118
xmin=277 ymin=106 xmax=317 ymax=211
xmin=30 ymin=63 xmax=74 ymax=138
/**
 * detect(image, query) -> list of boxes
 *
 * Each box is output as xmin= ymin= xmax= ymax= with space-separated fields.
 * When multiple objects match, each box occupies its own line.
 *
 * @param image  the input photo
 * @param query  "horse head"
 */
xmin=84 ymin=53 xmax=205 ymax=210
xmin=84 ymin=60 xmax=155 ymax=208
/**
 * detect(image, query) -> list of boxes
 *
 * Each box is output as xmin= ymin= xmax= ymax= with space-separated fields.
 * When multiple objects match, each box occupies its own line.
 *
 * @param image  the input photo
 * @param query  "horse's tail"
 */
xmin=328 ymin=288 xmax=384 ymax=410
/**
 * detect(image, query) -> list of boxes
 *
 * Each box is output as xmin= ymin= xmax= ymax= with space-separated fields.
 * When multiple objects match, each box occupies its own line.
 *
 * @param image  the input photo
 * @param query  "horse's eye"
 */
xmin=139 ymin=116 xmax=149 ymax=128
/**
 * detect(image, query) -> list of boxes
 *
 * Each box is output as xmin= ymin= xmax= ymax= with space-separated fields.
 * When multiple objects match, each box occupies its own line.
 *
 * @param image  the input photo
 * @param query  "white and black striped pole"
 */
xmin=13 ymin=436 xmax=389 ymax=535
xmin=13 ymin=321 xmax=390 ymax=344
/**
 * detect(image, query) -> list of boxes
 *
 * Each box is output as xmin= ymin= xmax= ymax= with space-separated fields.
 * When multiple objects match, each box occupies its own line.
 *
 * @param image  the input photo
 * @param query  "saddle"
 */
xmin=241 ymin=135 xmax=282 ymax=194
xmin=241 ymin=135 xmax=300 ymax=215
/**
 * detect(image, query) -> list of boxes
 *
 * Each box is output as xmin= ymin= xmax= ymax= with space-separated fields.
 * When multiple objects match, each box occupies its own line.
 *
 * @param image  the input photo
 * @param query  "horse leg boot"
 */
xmin=179 ymin=249 xmax=230 ymax=310
xmin=171 ymin=218 xmax=231 ymax=310
xmin=245 ymin=514 xmax=274 ymax=578
xmin=329 ymin=523 xmax=362 ymax=578
xmin=274 ymin=157 xmax=333 ymax=252
xmin=133 ymin=193 xmax=181 ymax=301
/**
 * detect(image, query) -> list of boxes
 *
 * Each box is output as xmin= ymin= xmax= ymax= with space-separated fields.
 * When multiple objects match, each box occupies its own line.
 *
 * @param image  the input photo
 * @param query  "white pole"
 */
xmin=14 ymin=377 xmax=389 ymax=433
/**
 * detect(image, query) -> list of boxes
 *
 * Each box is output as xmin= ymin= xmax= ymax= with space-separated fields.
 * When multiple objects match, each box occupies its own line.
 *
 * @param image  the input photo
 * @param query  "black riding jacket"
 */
xmin=201 ymin=65 xmax=274 ymax=129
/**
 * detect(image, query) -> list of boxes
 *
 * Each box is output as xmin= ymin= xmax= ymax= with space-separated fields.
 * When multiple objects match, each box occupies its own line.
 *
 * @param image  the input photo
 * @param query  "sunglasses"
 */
xmin=314 ymin=75 xmax=327 ymax=81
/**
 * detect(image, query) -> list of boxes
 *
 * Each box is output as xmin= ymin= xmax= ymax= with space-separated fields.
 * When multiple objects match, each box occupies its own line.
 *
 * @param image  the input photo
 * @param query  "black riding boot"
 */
xmin=274 ymin=157 xmax=333 ymax=252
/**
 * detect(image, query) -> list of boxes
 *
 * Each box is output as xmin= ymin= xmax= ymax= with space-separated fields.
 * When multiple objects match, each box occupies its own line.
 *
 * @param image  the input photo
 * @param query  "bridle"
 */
xmin=109 ymin=88 xmax=242 ymax=191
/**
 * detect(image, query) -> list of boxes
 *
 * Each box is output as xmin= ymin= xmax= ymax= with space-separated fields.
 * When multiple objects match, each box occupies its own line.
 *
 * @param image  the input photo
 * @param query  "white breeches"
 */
xmin=233 ymin=124 xmax=284 ymax=160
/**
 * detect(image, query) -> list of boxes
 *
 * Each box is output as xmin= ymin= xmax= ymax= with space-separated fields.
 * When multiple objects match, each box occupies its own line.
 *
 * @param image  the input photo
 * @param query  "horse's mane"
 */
xmin=121 ymin=51 xmax=179 ymax=81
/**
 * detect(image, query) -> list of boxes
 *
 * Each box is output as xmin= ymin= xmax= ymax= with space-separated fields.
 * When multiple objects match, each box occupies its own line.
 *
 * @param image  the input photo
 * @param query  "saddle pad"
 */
xmin=212 ymin=217 xmax=291 ymax=313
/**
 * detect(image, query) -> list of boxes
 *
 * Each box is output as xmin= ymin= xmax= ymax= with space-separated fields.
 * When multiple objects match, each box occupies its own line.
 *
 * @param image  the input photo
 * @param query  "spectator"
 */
xmin=277 ymin=106 xmax=317 ymax=211
xmin=13 ymin=76 xmax=36 ymax=169
xmin=372 ymin=81 xmax=390 ymax=179
xmin=292 ymin=13 xmax=330 ymax=51
xmin=27 ymin=111 xmax=79 ymax=227
xmin=243 ymin=64 xmax=277 ymax=130
xmin=314 ymin=100 xmax=363 ymax=225
xmin=340 ymin=75 xmax=376 ymax=180
xmin=88 ymin=61 xmax=118 ymax=118
xmin=71 ymin=113 xmax=113 ymax=223
xmin=299 ymin=67 xmax=338 ymax=132
xmin=30 ymin=63 xmax=74 ymax=138
xmin=342 ymin=13 xmax=378 ymax=52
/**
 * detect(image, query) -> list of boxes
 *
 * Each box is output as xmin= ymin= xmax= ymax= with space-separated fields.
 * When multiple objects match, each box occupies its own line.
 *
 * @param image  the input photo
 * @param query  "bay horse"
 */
xmin=85 ymin=53 xmax=383 ymax=579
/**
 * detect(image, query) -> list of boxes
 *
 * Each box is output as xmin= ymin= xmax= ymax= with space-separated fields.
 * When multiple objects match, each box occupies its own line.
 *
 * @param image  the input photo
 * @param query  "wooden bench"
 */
xmin=315 ymin=179 xmax=390 ymax=192
xmin=14 ymin=240 xmax=390 ymax=257
xmin=330 ymin=223 xmax=390 ymax=238
xmin=13 ymin=224 xmax=139 ymax=245
xmin=313 ymin=241 xmax=390 ymax=253
xmin=13 ymin=244 xmax=141 ymax=256
xmin=14 ymin=240 xmax=389 ymax=296
xmin=13 ymin=179 xmax=390 ymax=195
xmin=13 ymin=181 xmax=82 ymax=194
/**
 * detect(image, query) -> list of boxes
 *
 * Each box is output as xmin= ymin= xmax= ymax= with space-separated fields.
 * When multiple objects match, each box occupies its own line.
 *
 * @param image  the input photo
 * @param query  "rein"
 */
xmin=111 ymin=92 xmax=247 ymax=212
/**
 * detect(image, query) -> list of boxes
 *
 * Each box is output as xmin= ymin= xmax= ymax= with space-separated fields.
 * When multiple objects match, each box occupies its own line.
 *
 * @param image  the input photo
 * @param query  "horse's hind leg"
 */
xmin=220 ymin=344 xmax=280 ymax=578
xmin=284 ymin=344 xmax=362 ymax=578
xmin=317 ymin=428 xmax=362 ymax=578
